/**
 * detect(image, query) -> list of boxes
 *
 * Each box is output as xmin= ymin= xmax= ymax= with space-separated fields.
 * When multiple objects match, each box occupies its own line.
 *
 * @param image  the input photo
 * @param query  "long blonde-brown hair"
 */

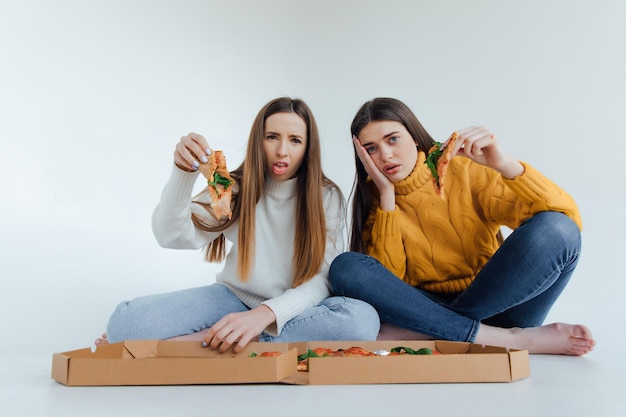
xmin=192 ymin=97 xmax=341 ymax=287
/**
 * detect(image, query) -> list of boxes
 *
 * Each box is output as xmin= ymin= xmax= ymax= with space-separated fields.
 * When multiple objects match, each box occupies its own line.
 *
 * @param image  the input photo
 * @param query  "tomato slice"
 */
xmin=258 ymin=351 xmax=281 ymax=357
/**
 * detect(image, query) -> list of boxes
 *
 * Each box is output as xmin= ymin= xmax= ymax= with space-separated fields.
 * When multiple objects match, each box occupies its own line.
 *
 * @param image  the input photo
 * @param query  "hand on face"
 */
xmin=201 ymin=305 xmax=276 ymax=353
xmin=174 ymin=132 xmax=213 ymax=172
xmin=352 ymin=136 xmax=394 ymax=193
xmin=352 ymin=120 xmax=418 ymax=191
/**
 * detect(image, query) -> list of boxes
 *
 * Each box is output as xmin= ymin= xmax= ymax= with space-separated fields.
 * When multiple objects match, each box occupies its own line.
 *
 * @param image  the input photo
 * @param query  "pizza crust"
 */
xmin=427 ymin=132 xmax=458 ymax=199
xmin=198 ymin=150 xmax=235 ymax=220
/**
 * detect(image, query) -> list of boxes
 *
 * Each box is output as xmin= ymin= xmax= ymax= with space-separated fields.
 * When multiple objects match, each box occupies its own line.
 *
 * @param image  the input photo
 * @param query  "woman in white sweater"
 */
xmin=99 ymin=97 xmax=379 ymax=353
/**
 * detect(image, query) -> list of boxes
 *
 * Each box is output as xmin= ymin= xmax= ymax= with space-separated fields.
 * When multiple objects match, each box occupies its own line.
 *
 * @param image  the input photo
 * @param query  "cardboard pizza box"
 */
xmin=51 ymin=340 xmax=297 ymax=386
xmin=281 ymin=340 xmax=529 ymax=385
xmin=51 ymin=339 xmax=529 ymax=386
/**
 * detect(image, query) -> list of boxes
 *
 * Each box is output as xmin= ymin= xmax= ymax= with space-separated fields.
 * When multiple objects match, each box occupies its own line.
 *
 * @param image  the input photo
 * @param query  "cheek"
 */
xmin=292 ymin=148 xmax=307 ymax=168
xmin=262 ymin=145 xmax=272 ymax=169
xmin=403 ymin=144 xmax=418 ymax=164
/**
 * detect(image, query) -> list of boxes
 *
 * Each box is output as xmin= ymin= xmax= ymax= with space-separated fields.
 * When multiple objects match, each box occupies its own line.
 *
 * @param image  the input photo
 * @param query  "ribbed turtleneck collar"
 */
xmin=264 ymin=176 xmax=298 ymax=199
xmin=393 ymin=151 xmax=432 ymax=196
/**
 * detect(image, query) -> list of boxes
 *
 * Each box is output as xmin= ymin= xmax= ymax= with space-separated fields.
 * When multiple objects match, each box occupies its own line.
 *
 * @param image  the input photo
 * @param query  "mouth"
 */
xmin=273 ymin=161 xmax=288 ymax=175
xmin=384 ymin=164 xmax=400 ymax=175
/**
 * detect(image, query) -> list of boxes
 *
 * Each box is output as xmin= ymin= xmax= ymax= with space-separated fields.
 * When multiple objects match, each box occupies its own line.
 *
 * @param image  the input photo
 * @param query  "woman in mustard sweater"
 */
xmin=329 ymin=97 xmax=595 ymax=356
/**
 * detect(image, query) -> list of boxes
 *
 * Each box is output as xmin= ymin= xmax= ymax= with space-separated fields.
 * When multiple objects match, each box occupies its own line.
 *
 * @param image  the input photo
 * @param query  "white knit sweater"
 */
xmin=152 ymin=165 xmax=346 ymax=335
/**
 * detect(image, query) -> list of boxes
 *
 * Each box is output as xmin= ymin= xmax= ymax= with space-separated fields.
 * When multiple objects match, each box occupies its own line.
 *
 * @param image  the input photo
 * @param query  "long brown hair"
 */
xmin=349 ymin=98 xmax=436 ymax=253
xmin=192 ymin=97 xmax=342 ymax=287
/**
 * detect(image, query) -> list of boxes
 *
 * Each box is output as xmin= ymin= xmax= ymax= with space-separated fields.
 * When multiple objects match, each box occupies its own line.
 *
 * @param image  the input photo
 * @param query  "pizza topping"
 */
xmin=289 ymin=346 xmax=438 ymax=371
xmin=198 ymin=150 xmax=236 ymax=219
xmin=390 ymin=346 xmax=434 ymax=355
xmin=248 ymin=351 xmax=281 ymax=357
xmin=424 ymin=132 xmax=458 ymax=199
xmin=425 ymin=142 xmax=444 ymax=187
xmin=207 ymin=172 xmax=233 ymax=197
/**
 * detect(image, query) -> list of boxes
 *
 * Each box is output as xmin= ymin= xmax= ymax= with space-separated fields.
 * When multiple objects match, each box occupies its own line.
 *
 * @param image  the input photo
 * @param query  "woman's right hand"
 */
xmin=174 ymin=132 xmax=212 ymax=172
xmin=202 ymin=305 xmax=276 ymax=353
xmin=353 ymin=136 xmax=396 ymax=211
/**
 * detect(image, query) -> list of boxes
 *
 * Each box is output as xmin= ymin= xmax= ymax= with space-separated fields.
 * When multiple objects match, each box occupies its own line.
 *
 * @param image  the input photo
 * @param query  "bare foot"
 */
xmin=94 ymin=333 xmax=109 ymax=346
xmin=476 ymin=322 xmax=595 ymax=356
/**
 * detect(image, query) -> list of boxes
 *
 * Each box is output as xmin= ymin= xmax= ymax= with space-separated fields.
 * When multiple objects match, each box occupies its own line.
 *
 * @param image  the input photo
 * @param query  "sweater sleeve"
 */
xmin=363 ymin=207 xmax=407 ymax=279
xmin=261 ymin=186 xmax=346 ymax=335
xmin=486 ymin=162 xmax=583 ymax=231
xmin=152 ymin=164 xmax=226 ymax=249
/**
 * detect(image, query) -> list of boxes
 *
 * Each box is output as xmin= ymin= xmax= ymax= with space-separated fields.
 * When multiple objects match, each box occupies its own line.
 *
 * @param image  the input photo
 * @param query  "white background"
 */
xmin=1 ymin=1 xmax=624 ymax=415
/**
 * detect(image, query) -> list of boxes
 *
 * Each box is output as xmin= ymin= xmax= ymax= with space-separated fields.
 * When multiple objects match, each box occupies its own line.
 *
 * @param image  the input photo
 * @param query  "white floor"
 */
xmin=1 ymin=196 xmax=625 ymax=417
xmin=1 ymin=344 xmax=624 ymax=417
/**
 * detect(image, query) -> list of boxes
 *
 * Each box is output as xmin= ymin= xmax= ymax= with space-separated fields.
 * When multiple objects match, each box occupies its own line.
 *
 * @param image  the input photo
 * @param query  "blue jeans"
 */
xmin=329 ymin=211 xmax=581 ymax=342
xmin=106 ymin=283 xmax=380 ymax=343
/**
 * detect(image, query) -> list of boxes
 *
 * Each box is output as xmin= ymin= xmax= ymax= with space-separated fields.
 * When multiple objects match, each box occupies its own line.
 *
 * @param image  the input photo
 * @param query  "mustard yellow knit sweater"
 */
xmin=362 ymin=151 xmax=582 ymax=295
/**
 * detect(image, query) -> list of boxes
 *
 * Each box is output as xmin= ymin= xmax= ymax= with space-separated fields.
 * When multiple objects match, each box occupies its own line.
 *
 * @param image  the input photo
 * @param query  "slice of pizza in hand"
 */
xmin=424 ymin=132 xmax=458 ymax=199
xmin=198 ymin=150 xmax=236 ymax=220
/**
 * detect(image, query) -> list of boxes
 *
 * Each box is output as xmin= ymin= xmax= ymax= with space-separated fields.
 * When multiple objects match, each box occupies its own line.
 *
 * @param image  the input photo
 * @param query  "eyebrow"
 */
xmin=265 ymin=131 xmax=304 ymax=139
xmin=383 ymin=131 xmax=400 ymax=139
xmin=361 ymin=131 xmax=400 ymax=147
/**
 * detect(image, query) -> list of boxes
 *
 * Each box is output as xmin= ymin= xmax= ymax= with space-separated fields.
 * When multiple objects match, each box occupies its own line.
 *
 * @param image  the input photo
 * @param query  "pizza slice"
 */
xmin=257 ymin=351 xmax=281 ymax=357
xmin=297 ymin=347 xmax=336 ymax=371
xmin=296 ymin=346 xmax=376 ymax=370
xmin=292 ymin=345 xmax=438 ymax=371
xmin=198 ymin=150 xmax=235 ymax=220
xmin=425 ymin=131 xmax=458 ymax=199
xmin=332 ymin=346 xmax=375 ymax=357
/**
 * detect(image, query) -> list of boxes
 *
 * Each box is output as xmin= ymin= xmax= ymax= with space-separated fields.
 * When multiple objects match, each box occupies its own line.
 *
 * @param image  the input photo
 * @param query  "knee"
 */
xmin=535 ymin=212 xmax=581 ymax=252
xmin=105 ymin=301 xmax=135 ymax=342
xmin=329 ymin=252 xmax=364 ymax=291
xmin=334 ymin=297 xmax=381 ymax=340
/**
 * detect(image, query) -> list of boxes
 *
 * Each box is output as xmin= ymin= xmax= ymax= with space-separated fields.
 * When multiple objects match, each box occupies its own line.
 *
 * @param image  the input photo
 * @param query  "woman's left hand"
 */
xmin=450 ymin=126 xmax=524 ymax=179
xmin=202 ymin=305 xmax=276 ymax=353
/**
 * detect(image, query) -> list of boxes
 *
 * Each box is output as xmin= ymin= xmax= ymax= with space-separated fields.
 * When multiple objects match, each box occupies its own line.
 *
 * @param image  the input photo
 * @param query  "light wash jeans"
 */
xmin=329 ymin=211 xmax=581 ymax=343
xmin=106 ymin=283 xmax=380 ymax=343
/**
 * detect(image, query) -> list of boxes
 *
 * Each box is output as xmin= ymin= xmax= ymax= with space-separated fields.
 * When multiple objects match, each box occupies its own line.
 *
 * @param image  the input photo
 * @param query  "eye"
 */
xmin=365 ymin=145 xmax=378 ymax=155
xmin=291 ymin=137 xmax=303 ymax=144
xmin=265 ymin=134 xmax=277 ymax=141
xmin=389 ymin=136 xmax=400 ymax=144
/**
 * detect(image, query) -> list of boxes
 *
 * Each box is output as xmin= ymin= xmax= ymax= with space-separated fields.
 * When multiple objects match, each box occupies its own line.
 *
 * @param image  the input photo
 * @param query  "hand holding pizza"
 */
xmin=449 ymin=126 xmax=524 ymax=180
xmin=174 ymin=132 xmax=212 ymax=172
xmin=173 ymin=132 xmax=236 ymax=220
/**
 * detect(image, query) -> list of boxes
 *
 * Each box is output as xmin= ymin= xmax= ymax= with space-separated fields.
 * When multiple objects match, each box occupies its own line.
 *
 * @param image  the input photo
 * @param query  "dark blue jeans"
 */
xmin=329 ymin=211 xmax=581 ymax=342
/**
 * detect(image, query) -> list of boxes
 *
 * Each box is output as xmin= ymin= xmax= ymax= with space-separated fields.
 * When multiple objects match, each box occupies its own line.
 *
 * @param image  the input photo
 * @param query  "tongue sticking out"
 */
xmin=273 ymin=163 xmax=288 ymax=175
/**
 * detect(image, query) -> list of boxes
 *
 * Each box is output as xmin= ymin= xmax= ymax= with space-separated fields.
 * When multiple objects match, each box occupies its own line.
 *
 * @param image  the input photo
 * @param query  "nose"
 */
xmin=277 ymin=139 xmax=288 ymax=156
xmin=381 ymin=145 xmax=393 ymax=161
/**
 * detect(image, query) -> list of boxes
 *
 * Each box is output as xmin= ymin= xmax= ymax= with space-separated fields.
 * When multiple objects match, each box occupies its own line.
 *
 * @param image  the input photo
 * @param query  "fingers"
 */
xmin=201 ymin=308 xmax=272 ymax=354
xmin=352 ymin=135 xmax=370 ymax=163
xmin=202 ymin=327 xmax=251 ymax=353
xmin=201 ymin=318 xmax=252 ymax=354
xmin=202 ymin=322 xmax=233 ymax=353
xmin=454 ymin=126 xmax=497 ymax=158
xmin=174 ymin=132 xmax=213 ymax=171
xmin=352 ymin=136 xmax=380 ymax=178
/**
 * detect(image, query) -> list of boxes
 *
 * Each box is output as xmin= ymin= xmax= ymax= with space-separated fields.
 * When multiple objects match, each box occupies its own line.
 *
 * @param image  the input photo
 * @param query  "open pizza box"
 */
xmin=283 ymin=340 xmax=530 ymax=385
xmin=51 ymin=339 xmax=529 ymax=386
xmin=51 ymin=340 xmax=297 ymax=386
